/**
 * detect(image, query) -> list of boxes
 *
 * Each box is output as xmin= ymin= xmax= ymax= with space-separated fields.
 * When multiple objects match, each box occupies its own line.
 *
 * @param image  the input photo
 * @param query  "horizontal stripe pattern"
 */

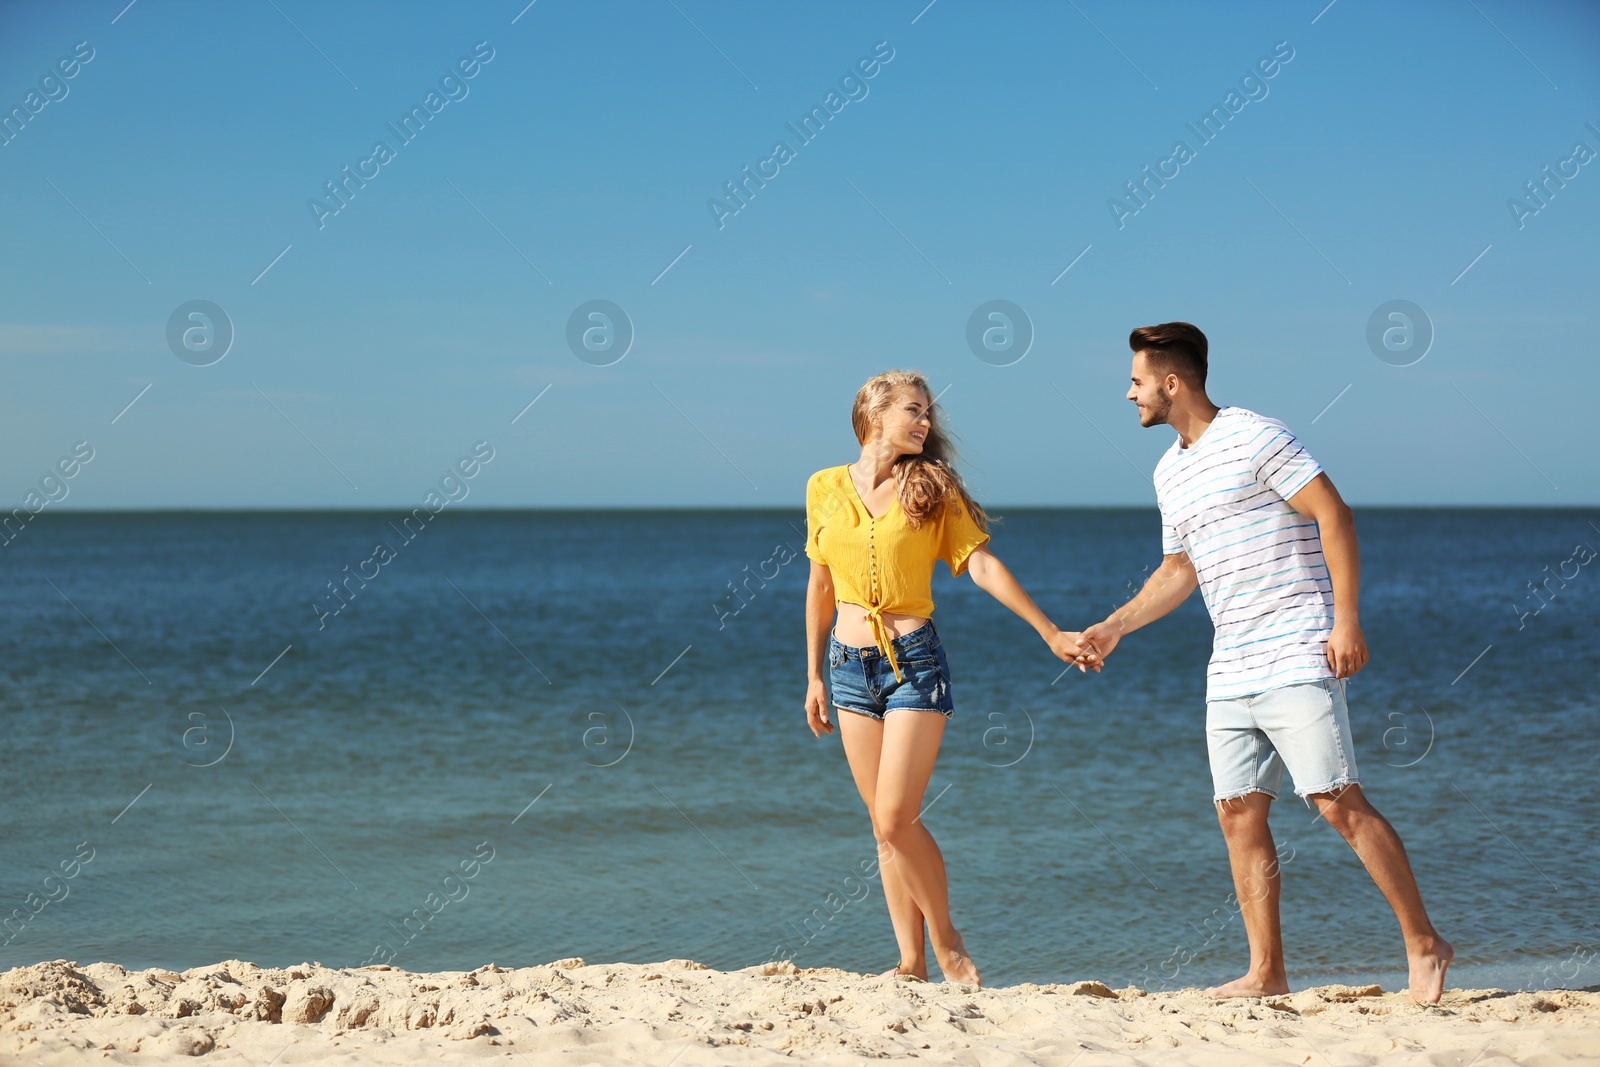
xmin=1154 ymin=407 xmax=1335 ymax=701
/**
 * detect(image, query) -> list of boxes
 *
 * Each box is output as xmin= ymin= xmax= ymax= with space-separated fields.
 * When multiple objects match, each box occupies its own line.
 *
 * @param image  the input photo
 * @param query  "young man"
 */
xmin=1077 ymin=322 xmax=1452 ymax=1004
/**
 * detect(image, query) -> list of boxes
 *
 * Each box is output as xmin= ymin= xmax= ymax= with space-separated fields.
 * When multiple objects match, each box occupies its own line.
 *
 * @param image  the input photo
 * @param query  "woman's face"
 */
xmin=872 ymin=386 xmax=933 ymax=456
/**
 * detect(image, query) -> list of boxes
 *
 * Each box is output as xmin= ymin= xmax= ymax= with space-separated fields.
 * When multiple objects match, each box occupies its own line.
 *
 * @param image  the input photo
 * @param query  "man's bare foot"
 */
xmin=1206 ymin=972 xmax=1289 ymax=998
xmin=1408 ymin=936 xmax=1453 ymax=1005
xmin=934 ymin=933 xmax=981 ymax=986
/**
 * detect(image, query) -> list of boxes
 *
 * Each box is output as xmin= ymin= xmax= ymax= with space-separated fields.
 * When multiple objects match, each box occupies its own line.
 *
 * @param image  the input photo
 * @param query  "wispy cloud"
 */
xmin=0 ymin=323 xmax=140 ymax=356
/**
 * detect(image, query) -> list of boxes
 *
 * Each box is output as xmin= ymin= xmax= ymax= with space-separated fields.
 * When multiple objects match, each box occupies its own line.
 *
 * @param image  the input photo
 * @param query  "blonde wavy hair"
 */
xmin=851 ymin=370 xmax=991 ymax=533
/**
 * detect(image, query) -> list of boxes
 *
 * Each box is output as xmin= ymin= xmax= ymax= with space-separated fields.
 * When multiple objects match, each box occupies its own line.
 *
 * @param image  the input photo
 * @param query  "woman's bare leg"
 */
xmin=838 ymin=708 xmax=927 ymax=978
xmin=874 ymin=710 xmax=979 ymax=985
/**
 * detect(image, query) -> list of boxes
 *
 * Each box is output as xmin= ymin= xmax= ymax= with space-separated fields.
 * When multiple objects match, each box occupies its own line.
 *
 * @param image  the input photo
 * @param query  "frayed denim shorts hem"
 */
xmin=835 ymin=704 xmax=951 ymax=721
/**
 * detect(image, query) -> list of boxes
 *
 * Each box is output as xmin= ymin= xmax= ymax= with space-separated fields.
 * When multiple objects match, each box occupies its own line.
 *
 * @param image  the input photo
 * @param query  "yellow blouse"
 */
xmin=805 ymin=464 xmax=990 ymax=682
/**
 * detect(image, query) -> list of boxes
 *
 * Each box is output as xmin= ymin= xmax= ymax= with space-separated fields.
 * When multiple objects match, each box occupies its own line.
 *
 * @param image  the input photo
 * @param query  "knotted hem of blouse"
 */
xmin=863 ymin=603 xmax=905 ymax=683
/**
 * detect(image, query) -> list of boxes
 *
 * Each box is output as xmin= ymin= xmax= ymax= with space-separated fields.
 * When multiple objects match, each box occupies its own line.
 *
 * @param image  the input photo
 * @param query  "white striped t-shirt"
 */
xmin=1153 ymin=406 xmax=1335 ymax=701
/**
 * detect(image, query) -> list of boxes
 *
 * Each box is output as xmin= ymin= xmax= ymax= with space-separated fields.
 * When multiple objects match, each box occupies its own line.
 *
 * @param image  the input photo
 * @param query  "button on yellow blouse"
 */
xmin=804 ymin=465 xmax=990 ymax=682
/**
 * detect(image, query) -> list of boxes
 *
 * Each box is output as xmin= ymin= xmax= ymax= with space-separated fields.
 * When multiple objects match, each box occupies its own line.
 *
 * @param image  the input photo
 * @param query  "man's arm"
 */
xmin=1079 ymin=551 xmax=1198 ymax=661
xmin=1284 ymin=471 xmax=1366 ymax=677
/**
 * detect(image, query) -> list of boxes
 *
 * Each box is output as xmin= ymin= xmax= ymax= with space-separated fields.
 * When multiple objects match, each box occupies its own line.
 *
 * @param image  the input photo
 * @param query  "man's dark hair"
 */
xmin=1129 ymin=321 xmax=1208 ymax=390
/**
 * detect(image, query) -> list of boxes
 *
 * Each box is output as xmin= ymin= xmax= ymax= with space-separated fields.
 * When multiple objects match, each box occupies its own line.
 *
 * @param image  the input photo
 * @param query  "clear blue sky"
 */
xmin=2 ymin=0 xmax=1596 ymax=508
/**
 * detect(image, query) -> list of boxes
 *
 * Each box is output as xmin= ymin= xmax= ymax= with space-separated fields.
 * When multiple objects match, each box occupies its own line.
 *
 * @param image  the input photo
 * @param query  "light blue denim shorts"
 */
xmin=1205 ymin=677 xmax=1359 ymax=803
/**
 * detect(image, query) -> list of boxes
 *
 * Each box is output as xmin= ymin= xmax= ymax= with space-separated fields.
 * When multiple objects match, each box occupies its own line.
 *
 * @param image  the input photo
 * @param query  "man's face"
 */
xmin=1127 ymin=351 xmax=1173 ymax=428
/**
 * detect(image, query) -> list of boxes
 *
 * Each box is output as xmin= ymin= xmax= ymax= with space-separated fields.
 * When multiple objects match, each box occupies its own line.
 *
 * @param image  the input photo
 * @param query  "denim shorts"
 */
xmin=1205 ymin=677 xmax=1359 ymax=802
xmin=827 ymin=620 xmax=954 ymax=721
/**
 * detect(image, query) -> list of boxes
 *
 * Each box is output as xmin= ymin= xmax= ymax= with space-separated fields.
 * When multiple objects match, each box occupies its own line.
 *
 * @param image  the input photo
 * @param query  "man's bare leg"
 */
xmin=1310 ymin=784 xmax=1453 ymax=1004
xmin=1209 ymin=791 xmax=1291 ymax=998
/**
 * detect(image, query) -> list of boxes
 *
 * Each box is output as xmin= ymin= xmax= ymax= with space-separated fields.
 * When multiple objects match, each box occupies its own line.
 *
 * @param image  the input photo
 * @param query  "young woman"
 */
xmin=803 ymin=370 xmax=1099 ymax=985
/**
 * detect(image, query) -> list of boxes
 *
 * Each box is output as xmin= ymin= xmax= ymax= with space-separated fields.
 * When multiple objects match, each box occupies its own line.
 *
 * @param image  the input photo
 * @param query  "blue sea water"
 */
xmin=0 ymin=508 xmax=1595 ymax=992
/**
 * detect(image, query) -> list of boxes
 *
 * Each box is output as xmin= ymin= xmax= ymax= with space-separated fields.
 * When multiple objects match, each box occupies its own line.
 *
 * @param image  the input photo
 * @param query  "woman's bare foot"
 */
xmin=1206 ymin=970 xmax=1290 ymax=998
xmin=933 ymin=932 xmax=981 ymax=986
xmin=1408 ymin=936 xmax=1453 ymax=1005
xmin=877 ymin=960 xmax=928 ymax=981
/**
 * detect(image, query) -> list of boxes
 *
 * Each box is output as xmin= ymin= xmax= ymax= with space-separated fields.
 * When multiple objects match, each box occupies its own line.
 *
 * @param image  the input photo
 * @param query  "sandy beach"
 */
xmin=1 ymin=956 xmax=1595 ymax=1065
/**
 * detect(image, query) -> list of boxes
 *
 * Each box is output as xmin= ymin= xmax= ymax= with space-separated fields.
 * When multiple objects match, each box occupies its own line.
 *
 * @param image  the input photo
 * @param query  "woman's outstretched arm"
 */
xmin=964 ymin=546 xmax=1100 ymax=671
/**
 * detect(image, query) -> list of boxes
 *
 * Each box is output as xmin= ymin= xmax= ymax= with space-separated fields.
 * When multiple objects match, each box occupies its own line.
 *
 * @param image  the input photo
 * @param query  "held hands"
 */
xmin=1059 ymin=619 xmax=1126 ymax=672
xmin=1326 ymin=619 xmax=1368 ymax=677
xmin=1047 ymin=629 xmax=1103 ymax=672
xmin=1077 ymin=620 xmax=1123 ymax=667
xmin=805 ymin=678 xmax=833 ymax=737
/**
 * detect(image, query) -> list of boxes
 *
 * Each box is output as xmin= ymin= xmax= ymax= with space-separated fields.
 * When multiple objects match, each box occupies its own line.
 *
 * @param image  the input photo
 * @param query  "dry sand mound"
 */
xmin=1 ymin=956 xmax=1596 ymax=1064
